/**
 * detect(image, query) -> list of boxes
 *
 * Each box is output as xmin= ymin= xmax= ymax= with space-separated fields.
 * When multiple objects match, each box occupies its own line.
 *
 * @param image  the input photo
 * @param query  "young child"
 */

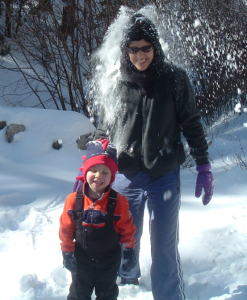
xmin=59 ymin=138 xmax=136 ymax=300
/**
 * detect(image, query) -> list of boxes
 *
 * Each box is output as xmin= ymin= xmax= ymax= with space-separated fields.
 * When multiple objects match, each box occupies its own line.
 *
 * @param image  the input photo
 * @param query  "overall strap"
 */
xmin=106 ymin=189 xmax=117 ymax=215
xmin=75 ymin=190 xmax=84 ymax=212
xmin=106 ymin=188 xmax=117 ymax=214
xmin=68 ymin=191 xmax=84 ymax=222
xmin=105 ymin=188 xmax=118 ymax=230
xmin=74 ymin=190 xmax=85 ymax=248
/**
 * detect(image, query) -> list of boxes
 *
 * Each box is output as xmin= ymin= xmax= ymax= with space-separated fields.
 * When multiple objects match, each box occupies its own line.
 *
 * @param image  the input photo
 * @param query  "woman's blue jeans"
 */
xmin=112 ymin=168 xmax=185 ymax=300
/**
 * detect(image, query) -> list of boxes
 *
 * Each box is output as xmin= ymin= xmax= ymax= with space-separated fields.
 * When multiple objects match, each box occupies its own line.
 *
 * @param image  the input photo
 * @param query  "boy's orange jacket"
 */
xmin=59 ymin=188 xmax=136 ymax=252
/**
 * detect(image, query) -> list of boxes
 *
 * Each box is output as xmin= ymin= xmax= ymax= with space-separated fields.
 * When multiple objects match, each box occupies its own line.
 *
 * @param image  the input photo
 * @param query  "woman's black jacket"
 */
xmin=95 ymin=63 xmax=209 ymax=177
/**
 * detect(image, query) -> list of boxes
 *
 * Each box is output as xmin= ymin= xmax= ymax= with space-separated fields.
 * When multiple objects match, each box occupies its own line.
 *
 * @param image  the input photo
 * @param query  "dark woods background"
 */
xmin=0 ymin=0 xmax=246 ymax=126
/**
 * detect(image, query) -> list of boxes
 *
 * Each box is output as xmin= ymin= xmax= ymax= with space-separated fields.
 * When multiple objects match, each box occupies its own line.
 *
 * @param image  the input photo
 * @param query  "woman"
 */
xmin=92 ymin=12 xmax=214 ymax=300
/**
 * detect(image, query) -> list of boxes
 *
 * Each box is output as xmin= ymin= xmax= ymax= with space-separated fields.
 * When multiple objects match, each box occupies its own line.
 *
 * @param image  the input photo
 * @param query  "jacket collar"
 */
xmin=82 ymin=182 xmax=111 ymax=201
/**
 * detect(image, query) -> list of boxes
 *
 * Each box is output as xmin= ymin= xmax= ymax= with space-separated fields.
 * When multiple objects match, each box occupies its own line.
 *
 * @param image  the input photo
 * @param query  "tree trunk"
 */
xmin=5 ymin=1 xmax=12 ymax=38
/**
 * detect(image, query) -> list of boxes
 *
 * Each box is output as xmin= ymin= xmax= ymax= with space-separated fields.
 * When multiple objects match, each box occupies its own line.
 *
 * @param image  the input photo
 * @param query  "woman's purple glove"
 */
xmin=195 ymin=163 xmax=214 ymax=206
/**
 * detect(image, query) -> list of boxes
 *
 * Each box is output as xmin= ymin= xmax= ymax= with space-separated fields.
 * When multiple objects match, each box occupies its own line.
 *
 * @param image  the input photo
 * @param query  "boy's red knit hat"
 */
xmin=76 ymin=139 xmax=118 ymax=184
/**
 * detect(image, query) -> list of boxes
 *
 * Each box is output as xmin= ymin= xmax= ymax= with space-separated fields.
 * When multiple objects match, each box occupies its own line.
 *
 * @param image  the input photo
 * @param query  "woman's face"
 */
xmin=128 ymin=39 xmax=154 ymax=71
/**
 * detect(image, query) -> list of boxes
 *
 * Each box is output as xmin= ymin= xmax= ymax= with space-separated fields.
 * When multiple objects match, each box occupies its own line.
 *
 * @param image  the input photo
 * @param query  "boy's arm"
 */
xmin=59 ymin=193 xmax=76 ymax=252
xmin=114 ymin=194 xmax=136 ymax=249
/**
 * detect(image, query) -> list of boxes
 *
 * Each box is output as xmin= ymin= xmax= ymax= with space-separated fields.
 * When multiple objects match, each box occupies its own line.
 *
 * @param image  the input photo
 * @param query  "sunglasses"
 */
xmin=127 ymin=45 xmax=153 ymax=54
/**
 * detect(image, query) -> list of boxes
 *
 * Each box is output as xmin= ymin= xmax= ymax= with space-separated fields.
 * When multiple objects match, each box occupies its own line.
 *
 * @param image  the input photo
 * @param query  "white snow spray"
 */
xmin=89 ymin=5 xmax=168 ymax=150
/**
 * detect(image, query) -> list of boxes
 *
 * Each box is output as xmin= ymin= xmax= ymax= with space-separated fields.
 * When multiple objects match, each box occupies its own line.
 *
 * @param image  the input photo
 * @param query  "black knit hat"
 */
xmin=121 ymin=13 xmax=160 ymax=52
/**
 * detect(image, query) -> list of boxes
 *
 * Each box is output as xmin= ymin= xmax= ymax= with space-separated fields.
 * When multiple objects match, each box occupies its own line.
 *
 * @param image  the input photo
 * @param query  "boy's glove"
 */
xmin=195 ymin=163 xmax=214 ymax=206
xmin=62 ymin=252 xmax=78 ymax=274
xmin=122 ymin=248 xmax=136 ymax=272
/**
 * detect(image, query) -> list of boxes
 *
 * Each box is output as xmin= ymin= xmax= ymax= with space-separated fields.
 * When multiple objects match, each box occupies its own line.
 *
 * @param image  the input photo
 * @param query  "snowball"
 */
xmin=194 ymin=19 xmax=201 ymax=28
xmin=163 ymin=190 xmax=172 ymax=201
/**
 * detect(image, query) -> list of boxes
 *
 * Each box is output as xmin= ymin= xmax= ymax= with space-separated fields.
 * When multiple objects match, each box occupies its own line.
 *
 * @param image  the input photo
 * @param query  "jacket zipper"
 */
xmin=89 ymin=194 xmax=104 ymax=226
xmin=131 ymin=81 xmax=144 ymax=168
xmin=140 ymin=90 xmax=145 ymax=169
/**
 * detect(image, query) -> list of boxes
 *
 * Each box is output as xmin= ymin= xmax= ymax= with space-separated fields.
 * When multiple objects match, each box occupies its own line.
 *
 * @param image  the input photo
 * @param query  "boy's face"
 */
xmin=86 ymin=164 xmax=112 ymax=198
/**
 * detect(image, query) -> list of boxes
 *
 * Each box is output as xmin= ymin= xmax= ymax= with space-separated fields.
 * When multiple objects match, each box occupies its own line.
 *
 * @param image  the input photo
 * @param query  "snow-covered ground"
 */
xmin=0 ymin=104 xmax=247 ymax=300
